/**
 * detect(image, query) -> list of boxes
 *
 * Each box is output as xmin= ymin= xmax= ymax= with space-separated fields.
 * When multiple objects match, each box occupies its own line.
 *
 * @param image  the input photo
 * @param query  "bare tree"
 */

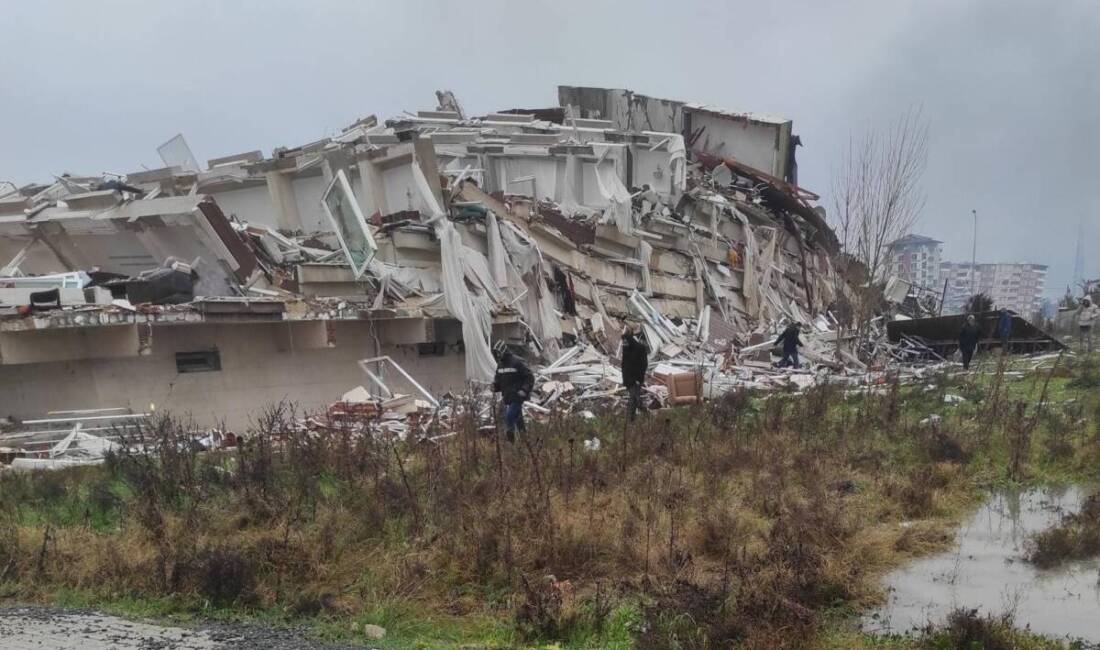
xmin=829 ymin=107 xmax=929 ymax=360
xmin=832 ymin=106 xmax=929 ymax=283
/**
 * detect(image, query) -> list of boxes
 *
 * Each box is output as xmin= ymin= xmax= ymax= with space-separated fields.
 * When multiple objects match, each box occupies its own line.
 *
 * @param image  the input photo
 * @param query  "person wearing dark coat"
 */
xmin=492 ymin=340 xmax=534 ymax=441
xmin=621 ymin=326 xmax=650 ymax=421
xmin=996 ymin=309 xmax=1013 ymax=354
xmin=775 ymin=323 xmax=803 ymax=369
xmin=959 ymin=314 xmax=981 ymax=370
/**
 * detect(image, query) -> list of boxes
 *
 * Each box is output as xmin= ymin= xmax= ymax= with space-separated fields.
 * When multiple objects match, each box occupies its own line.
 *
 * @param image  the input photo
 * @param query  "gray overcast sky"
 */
xmin=3 ymin=0 xmax=1097 ymax=297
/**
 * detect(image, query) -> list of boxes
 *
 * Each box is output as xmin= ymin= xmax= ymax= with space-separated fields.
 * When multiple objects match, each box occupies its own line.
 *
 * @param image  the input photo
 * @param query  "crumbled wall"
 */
xmin=0 ymin=321 xmax=468 ymax=430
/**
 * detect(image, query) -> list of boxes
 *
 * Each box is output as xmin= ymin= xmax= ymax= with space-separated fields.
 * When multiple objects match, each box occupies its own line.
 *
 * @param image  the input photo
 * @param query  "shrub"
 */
xmin=195 ymin=545 xmax=257 ymax=607
xmin=1027 ymin=495 xmax=1100 ymax=569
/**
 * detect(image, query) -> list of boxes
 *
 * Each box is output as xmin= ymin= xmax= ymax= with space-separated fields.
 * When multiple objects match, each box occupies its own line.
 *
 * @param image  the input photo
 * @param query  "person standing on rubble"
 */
xmin=959 ymin=315 xmax=981 ymax=370
xmin=621 ymin=325 xmax=650 ymax=421
xmin=492 ymin=340 xmax=534 ymax=442
xmin=774 ymin=323 xmax=803 ymax=369
xmin=1076 ymin=297 xmax=1100 ymax=353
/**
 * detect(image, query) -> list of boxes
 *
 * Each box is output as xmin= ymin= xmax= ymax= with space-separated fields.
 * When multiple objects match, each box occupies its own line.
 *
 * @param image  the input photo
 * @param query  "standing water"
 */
xmin=864 ymin=486 xmax=1100 ymax=643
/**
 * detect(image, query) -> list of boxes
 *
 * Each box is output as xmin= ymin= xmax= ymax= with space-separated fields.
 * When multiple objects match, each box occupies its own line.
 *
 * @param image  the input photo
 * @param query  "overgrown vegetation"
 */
xmin=1027 ymin=494 xmax=1100 ymax=569
xmin=918 ymin=608 xmax=1068 ymax=650
xmin=1 ymin=355 xmax=1099 ymax=648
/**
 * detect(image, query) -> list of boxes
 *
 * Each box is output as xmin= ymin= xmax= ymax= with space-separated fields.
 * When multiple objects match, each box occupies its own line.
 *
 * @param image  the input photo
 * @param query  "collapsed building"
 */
xmin=0 ymin=86 xmax=849 ymax=432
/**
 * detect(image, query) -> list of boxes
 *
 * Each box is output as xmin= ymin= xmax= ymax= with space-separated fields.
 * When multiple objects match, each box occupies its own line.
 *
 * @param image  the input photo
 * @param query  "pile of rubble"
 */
xmin=316 ymin=300 xmax=890 ymax=442
xmin=0 ymin=85 xmax=1067 ymax=457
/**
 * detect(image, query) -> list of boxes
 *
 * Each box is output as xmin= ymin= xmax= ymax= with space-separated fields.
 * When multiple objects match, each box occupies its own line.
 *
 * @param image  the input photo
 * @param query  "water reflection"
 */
xmin=865 ymin=486 xmax=1100 ymax=643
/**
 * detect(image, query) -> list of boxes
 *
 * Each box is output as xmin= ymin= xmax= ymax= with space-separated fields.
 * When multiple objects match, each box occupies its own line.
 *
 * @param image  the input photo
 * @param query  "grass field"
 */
xmin=2 ymin=351 xmax=1099 ymax=648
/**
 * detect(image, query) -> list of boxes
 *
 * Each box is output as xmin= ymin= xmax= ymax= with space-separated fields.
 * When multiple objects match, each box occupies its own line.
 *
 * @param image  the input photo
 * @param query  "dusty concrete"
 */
xmin=0 ymin=606 xmax=365 ymax=649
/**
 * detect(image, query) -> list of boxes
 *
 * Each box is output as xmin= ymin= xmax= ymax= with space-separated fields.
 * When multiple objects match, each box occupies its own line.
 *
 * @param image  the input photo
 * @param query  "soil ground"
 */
xmin=0 ymin=605 xmax=363 ymax=650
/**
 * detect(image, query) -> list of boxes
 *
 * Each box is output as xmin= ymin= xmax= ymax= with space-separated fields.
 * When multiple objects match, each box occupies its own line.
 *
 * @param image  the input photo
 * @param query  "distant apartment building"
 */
xmin=886 ymin=234 xmax=943 ymax=289
xmin=940 ymin=262 xmax=1048 ymax=315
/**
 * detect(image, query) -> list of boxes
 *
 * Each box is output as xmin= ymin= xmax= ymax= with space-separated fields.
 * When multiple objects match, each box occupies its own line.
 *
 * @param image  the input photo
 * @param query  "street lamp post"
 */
xmin=970 ymin=209 xmax=978 ymax=299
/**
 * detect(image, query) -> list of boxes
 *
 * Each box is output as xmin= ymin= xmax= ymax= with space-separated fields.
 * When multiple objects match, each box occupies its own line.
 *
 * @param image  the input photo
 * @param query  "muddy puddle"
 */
xmin=864 ymin=486 xmax=1100 ymax=643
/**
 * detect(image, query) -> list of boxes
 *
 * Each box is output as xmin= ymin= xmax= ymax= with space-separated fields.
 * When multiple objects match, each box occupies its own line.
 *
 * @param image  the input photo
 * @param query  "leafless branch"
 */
xmin=831 ymin=106 xmax=929 ymax=283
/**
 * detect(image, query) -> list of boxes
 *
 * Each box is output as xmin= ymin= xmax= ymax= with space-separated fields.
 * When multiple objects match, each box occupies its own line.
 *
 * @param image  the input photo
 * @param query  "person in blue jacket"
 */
xmin=996 ymin=308 xmax=1013 ymax=354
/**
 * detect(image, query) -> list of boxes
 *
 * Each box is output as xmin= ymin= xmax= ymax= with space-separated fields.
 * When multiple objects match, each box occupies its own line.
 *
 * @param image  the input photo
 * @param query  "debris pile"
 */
xmin=0 ymin=85 xmax=1067 ymax=451
xmin=0 ymin=409 xmax=143 ymax=470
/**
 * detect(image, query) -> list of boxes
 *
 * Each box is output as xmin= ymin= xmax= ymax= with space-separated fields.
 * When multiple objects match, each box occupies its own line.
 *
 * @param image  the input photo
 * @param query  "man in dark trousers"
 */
xmin=620 ymin=325 xmax=650 ymax=421
xmin=959 ymin=314 xmax=981 ymax=370
xmin=774 ymin=323 xmax=803 ymax=369
xmin=492 ymin=340 xmax=534 ymax=442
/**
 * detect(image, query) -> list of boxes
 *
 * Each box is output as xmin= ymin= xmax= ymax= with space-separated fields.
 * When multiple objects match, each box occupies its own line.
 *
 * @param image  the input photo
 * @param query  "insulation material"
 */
xmin=755 ymin=228 xmax=781 ymax=323
xmin=499 ymin=221 xmax=541 ymax=275
xmin=558 ymin=154 xmax=584 ymax=216
xmin=667 ymin=134 xmax=687 ymax=193
xmin=592 ymin=145 xmax=634 ymax=235
xmin=500 ymin=221 xmax=563 ymax=351
xmin=50 ymin=425 xmax=119 ymax=459
xmin=694 ymin=246 xmax=729 ymax=322
xmin=436 ymin=219 xmax=497 ymax=381
xmin=9 ymin=422 xmax=121 ymax=470
xmin=414 ymin=164 xmax=497 ymax=382
xmin=588 ymin=282 xmax=622 ymax=353
xmin=462 ymin=244 xmax=505 ymax=304
xmin=637 ymin=240 xmax=653 ymax=295
xmin=734 ymin=208 xmax=761 ymax=318
xmin=370 ymin=260 xmax=442 ymax=294
xmin=486 ymin=211 xmax=510 ymax=288
xmin=708 ymin=201 xmax=720 ymax=242
xmin=530 ymin=268 xmax=562 ymax=360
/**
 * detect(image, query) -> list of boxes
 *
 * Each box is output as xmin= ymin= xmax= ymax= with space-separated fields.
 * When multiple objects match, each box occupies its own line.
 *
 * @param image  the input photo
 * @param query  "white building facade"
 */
xmin=940 ymin=262 xmax=1048 ymax=315
xmin=886 ymin=234 xmax=943 ymax=289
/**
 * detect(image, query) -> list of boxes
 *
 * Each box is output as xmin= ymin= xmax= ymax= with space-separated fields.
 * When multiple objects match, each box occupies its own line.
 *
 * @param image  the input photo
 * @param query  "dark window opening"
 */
xmin=417 ymin=342 xmax=446 ymax=357
xmin=176 ymin=349 xmax=221 ymax=373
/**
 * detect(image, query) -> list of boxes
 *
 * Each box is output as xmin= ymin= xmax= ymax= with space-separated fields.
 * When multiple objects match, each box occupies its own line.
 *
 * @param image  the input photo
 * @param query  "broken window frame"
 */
xmin=357 ymin=355 xmax=440 ymax=408
xmin=321 ymin=169 xmax=377 ymax=279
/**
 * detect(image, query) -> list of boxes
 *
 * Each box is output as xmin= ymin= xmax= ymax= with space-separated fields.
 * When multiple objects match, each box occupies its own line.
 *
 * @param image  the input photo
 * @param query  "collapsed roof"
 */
xmin=0 ymin=86 xmax=850 ymax=381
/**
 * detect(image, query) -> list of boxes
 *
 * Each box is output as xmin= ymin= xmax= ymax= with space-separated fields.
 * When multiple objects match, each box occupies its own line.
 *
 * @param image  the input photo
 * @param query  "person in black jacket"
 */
xmin=492 ymin=340 xmax=534 ymax=441
xmin=775 ymin=323 xmax=803 ymax=369
xmin=959 ymin=315 xmax=981 ymax=370
xmin=621 ymin=326 xmax=650 ymax=421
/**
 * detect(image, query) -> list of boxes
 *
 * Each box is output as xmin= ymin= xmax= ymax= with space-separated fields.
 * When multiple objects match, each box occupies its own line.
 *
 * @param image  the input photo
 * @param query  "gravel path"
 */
xmin=0 ymin=606 xmax=367 ymax=649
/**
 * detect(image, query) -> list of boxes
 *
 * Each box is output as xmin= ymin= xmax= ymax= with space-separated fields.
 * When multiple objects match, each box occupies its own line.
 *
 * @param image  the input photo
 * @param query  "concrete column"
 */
xmin=264 ymin=170 xmax=302 ymax=232
xmin=32 ymin=223 xmax=92 ymax=271
xmin=355 ymin=158 xmax=388 ymax=218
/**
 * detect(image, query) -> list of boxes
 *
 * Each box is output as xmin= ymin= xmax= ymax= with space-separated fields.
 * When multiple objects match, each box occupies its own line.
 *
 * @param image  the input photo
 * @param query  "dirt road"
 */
xmin=0 ymin=606 xmax=365 ymax=650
